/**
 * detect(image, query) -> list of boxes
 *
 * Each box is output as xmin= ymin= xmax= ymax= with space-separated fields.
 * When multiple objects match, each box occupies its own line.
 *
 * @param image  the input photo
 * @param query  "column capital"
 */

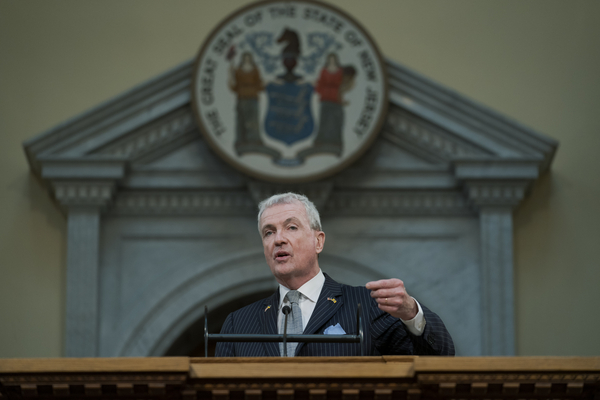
xmin=37 ymin=156 xmax=125 ymax=211
xmin=52 ymin=180 xmax=116 ymax=209
xmin=452 ymin=157 xmax=539 ymax=210
xmin=464 ymin=180 xmax=529 ymax=209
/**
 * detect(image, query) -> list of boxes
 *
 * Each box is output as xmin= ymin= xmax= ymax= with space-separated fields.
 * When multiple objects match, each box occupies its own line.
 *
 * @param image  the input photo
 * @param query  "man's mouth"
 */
xmin=275 ymin=251 xmax=291 ymax=261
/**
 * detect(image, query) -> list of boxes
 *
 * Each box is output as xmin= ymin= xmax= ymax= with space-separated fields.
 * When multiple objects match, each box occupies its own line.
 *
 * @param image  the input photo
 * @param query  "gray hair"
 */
xmin=257 ymin=192 xmax=322 ymax=233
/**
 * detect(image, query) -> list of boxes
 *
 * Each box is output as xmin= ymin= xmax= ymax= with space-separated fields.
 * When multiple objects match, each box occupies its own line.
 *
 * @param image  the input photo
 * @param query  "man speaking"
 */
xmin=215 ymin=192 xmax=454 ymax=357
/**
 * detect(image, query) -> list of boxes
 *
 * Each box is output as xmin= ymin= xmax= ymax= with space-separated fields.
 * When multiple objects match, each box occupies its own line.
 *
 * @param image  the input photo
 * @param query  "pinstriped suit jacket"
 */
xmin=215 ymin=274 xmax=455 ymax=357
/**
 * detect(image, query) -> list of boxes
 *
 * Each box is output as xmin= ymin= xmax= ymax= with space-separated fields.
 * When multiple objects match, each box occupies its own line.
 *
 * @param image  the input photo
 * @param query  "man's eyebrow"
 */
xmin=261 ymin=223 xmax=275 ymax=233
xmin=284 ymin=217 xmax=303 ymax=226
xmin=261 ymin=217 xmax=304 ymax=233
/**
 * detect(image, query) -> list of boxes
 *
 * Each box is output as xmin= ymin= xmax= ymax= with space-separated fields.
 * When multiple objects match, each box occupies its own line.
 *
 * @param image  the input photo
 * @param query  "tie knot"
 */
xmin=286 ymin=290 xmax=301 ymax=304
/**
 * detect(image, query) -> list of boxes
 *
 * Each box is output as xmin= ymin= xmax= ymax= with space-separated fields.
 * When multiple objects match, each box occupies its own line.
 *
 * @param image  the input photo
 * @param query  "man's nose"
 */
xmin=274 ymin=230 xmax=288 ymax=244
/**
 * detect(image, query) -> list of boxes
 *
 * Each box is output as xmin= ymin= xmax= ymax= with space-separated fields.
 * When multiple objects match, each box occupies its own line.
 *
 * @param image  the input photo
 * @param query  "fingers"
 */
xmin=369 ymin=287 xmax=403 ymax=299
xmin=366 ymin=278 xmax=418 ymax=320
xmin=365 ymin=278 xmax=403 ymax=290
xmin=367 ymin=279 xmax=407 ymax=299
xmin=371 ymin=290 xmax=407 ymax=306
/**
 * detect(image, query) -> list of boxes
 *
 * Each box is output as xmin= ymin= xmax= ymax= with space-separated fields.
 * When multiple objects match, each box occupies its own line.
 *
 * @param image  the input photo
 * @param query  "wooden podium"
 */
xmin=1 ymin=357 xmax=599 ymax=399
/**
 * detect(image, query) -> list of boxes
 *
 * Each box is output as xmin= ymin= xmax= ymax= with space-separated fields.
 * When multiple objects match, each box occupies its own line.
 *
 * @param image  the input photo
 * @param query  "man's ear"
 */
xmin=315 ymin=231 xmax=325 ymax=254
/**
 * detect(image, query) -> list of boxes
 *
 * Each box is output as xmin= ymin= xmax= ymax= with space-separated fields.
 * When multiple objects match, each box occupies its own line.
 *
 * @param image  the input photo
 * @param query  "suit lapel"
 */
xmin=260 ymin=290 xmax=280 ymax=357
xmin=296 ymin=274 xmax=343 ymax=354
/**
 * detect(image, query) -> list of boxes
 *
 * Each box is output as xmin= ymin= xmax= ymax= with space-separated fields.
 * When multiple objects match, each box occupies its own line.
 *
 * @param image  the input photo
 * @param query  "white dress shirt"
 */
xmin=277 ymin=269 xmax=426 ymax=336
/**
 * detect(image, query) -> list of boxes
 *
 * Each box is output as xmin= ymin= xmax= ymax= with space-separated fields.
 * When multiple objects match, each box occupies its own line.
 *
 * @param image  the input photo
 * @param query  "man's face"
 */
xmin=259 ymin=201 xmax=325 ymax=288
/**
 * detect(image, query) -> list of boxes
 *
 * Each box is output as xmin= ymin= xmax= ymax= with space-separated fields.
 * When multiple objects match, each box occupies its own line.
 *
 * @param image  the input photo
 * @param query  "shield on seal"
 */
xmin=263 ymin=81 xmax=314 ymax=145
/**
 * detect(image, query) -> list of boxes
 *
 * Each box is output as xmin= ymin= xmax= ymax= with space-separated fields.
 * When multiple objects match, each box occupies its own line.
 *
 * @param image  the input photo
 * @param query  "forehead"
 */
xmin=260 ymin=201 xmax=309 ymax=226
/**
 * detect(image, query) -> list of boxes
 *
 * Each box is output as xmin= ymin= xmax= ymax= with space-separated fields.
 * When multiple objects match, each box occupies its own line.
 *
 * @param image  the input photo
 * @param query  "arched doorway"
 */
xmin=163 ymin=289 xmax=274 ymax=357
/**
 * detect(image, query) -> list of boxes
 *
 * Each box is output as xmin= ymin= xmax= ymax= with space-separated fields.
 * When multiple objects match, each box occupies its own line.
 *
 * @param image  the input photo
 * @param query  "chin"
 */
xmin=271 ymin=265 xmax=296 ymax=279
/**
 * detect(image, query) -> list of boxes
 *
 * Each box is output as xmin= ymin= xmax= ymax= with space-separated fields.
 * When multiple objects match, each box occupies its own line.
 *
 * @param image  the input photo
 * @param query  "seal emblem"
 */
xmin=192 ymin=0 xmax=388 ymax=182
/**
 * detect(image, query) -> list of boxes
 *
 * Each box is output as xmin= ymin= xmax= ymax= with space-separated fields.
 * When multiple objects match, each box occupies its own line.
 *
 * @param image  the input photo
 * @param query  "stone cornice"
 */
xmin=23 ymin=57 xmax=558 ymax=183
xmin=248 ymin=181 xmax=334 ymax=210
xmin=107 ymin=189 xmax=473 ymax=217
xmin=23 ymin=61 xmax=193 ymax=173
xmin=94 ymin=108 xmax=196 ymax=161
xmin=111 ymin=191 xmax=256 ymax=216
xmin=452 ymin=157 xmax=541 ymax=180
xmin=325 ymin=190 xmax=472 ymax=216
xmin=385 ymin=58 xmax=558 ymax=172
xmin=39 ymin=157 xmax=127 ymax=180
xmin=453 ymin=158 xmax=540 ymax=209
xmin=38 ymin=157 xmax=125 ymax=210
xmin=385 ymin=107 xmax=488 ymax=162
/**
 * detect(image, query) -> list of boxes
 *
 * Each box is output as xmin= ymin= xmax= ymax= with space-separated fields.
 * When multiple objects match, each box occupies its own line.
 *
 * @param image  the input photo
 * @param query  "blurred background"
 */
xmin=1 ymin=0 xmax=599 ymax=357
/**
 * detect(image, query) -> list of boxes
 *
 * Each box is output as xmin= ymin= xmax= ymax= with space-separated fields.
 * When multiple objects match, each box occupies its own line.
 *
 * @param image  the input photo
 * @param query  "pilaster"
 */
xmin=455 ymin=157 xmax=538 ymax=355
xmin=57 ymin=179 xmax=116 ymax=356
xmin=64 ymin=207 xmax=101 ymax=356
xmin=42 ymin=159 xmax=122 ymax=356
xmin=465 ymin=180 xmax=529 ymax=356
xmin=57 ymin=180 xmax=116 ymax=356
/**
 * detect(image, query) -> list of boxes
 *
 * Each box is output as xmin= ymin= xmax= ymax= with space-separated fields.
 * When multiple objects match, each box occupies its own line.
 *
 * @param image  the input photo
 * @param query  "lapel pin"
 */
xmin=264 ymin=305 xmax=272 ymax=312
xmin=327 ymin=297 xmax=337 ymax=304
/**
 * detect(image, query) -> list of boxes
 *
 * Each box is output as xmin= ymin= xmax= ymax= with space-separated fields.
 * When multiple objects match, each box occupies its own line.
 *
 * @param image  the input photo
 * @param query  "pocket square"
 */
xmin=324 ymin=323 xmax=346 ymax=335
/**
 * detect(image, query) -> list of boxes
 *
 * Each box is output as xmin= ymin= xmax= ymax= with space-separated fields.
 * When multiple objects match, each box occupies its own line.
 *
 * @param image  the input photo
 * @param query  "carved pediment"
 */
xmin=24 ymin=58 xmax=556 ymax=215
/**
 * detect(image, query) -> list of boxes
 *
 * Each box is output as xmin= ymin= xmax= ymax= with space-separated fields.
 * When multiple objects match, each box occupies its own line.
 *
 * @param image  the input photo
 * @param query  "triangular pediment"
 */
xmin=137 ymin=130 xmax=445 ymax=173
xmin=24 ymin=57 xmax=557 ymax=213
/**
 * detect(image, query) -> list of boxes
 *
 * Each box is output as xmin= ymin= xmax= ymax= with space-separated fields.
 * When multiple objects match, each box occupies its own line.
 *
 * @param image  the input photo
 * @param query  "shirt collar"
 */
xmin=278 ymin=269 xmax=325 ymax=307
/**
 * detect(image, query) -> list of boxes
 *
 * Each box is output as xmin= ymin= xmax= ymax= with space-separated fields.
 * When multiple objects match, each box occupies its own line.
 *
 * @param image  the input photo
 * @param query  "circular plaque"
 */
xmin=191 ymin=0 xmax=388 ymax=183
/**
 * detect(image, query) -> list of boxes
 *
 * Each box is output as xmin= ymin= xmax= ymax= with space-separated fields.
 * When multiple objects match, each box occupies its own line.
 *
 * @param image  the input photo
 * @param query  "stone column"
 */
xmin=53 ymin=181 xmax=116 ymax=356
xmin=65 ymin=207 xmax=100 ymax=356
xmin=466 ymin=181 xmax=528 ymax=356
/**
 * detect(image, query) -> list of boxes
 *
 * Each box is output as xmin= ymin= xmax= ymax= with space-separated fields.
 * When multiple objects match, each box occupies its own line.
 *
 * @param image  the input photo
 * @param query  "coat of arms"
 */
xmin=192 ymin=0 xmax=387 ymax=182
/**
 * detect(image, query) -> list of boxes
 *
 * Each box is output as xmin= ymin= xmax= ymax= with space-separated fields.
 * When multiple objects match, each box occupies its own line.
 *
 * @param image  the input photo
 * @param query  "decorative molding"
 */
xmin=3 ymin=357 xmax=599 ymax=399
xmin=23 ymin=61 xmax=193 ymax=168
xmin=334 ymin=168 xmax=457 ymax=190
xmin=0 ymin=373 xmax=186 ymax=384
xmin=109 ymin=189 xmax=474 ymax=217
xmin=40 ymin=157 xmax=126 ymax=180
xmin=385 ymin=108 xmax=486 ymax=160
xmin=385 ymin=58 xmax=558 ymax=171
xmin=52 ymin=181 xmax=116 ymax=208
xmin=248 ymin=181 xmax=334 ymax=210
xmin=324 ymin=191 xmax=472 ymax=216
xmin=418 ymin=373 xmax=600 ymax=383
xmin=465 ymin=181 xmax=529 ymax=208
xmin=456 ymin=158 xmax=538 ymax=210
xmin=95 ymin=108 xmax=196 ymax=160
xmin=453 ymin=158 xmax=541 ymax=180
xmin=111 ymin=191 xmax=256 ymax=216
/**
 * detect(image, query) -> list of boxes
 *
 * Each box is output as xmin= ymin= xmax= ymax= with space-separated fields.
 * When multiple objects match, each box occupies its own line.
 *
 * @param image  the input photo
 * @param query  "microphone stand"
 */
xmin=281 ymin=305 xmax=291 ymax=357
xmin=204 ymin=304 xmax=364 ymax=357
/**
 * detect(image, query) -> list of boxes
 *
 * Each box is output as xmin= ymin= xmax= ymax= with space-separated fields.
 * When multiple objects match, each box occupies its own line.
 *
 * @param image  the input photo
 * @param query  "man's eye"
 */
xmin=264 ymin=231 xmax=273 ymax=237
xmin=289 ymin=226 xmax=298 ymax=230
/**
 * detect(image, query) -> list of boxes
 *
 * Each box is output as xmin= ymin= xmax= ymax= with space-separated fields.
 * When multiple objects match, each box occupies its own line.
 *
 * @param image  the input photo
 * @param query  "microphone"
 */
xmin=282 ymin=306 xmax=291 ymax=357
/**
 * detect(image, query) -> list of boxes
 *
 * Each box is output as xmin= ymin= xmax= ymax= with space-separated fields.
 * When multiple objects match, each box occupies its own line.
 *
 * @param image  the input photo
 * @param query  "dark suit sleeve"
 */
xmin=214 ymin=313 xmax=235 ymax=357
xmin=371 ymin=299 xmax=455 ymax=356
xmin=411 ymin=304 xmax=455 ymax=355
